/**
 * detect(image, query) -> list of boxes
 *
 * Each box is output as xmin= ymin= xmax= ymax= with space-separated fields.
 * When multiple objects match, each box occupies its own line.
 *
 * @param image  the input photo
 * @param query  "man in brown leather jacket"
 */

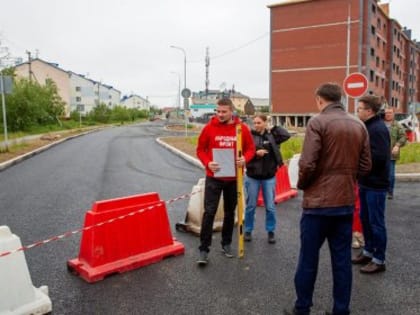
xmin=284 ymin=83 xmax=371 ymax=315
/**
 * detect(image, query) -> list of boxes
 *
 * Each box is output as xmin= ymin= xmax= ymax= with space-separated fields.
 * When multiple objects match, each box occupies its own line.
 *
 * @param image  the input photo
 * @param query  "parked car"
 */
xmin=195 ymin=112 xmax=215 ymax=124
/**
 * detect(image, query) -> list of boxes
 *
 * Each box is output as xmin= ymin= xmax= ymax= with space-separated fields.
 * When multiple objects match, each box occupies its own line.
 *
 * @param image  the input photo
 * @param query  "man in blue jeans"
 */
xmin=353 ymin=95 xmax=391 ymax=274
xmin=284 ymin=83 xmax=371 ymax=315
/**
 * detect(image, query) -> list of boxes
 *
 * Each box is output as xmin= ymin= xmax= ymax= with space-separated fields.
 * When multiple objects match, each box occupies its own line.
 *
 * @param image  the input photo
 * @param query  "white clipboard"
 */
xmin=212 ymin=148 xmax=235 ymax=177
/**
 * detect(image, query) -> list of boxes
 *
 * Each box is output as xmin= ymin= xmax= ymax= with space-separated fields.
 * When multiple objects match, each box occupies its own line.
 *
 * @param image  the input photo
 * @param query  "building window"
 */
xmin=376 ymin=37 xmax=380 ymax=47
xmin=382 ymin=60 xmax=385 ymax=69
xmin=76 ymin=96 xmax=82 ymax=102
xmin=372 ymin=4 xmax=376 ymax=13
xmin=375 ymin=75 xmax=379 ymax=86
xmin=370 ymin=48 xmax=375 ymax=57
xmin=371 ymin=25 xmax=376 ymax=35
xmin=370 ymin=70 xmax=374 ymax=82
xmin=75 ymin=86 xmax=81 ymax=92
xmin=376 ymin=56 xmax=380 ymax=67
xmin=377 ymin=18 xmax=381 ymax=29
xmin=381 ymin=78 xmax=385 ymax=88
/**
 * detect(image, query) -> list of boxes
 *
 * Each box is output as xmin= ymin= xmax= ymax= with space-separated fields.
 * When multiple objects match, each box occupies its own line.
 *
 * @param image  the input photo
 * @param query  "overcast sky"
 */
xmin=1 ymin=0 xmax=419 ymax=107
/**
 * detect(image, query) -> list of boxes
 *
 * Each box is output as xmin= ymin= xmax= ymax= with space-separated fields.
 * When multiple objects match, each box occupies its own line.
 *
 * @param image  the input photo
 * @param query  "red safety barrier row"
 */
xmin=0 ymin=190 xmax=199 ymax=259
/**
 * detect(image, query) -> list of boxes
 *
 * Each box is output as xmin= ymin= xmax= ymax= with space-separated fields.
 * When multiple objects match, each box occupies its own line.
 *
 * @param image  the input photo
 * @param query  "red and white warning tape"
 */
xmin=0 ymin=190 xmax=200 ymax=259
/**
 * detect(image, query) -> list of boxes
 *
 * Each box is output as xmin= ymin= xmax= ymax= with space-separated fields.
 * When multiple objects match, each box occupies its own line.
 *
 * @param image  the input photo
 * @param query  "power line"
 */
xmin=188 ymin=32 xmax=269 ymax=63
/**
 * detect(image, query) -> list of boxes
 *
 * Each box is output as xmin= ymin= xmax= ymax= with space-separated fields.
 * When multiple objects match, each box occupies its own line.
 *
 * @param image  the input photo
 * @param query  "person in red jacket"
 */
xmin=196 ymin=98 xmax=255 ymax=265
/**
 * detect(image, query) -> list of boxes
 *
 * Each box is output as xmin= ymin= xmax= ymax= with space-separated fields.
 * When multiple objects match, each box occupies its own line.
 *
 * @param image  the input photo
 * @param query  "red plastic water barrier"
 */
xmin=406 ymin=130 xmax=415 ymax=142
xmin=67 ymin=192 xmax=184 ymax=283
xmin=257 ymin=165 xmax=298 ymax=206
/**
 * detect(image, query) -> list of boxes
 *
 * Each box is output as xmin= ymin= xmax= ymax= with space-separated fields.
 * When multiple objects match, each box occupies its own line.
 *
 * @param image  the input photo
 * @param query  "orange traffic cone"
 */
xmin=67 ymin=192 xmax=184 ymax=283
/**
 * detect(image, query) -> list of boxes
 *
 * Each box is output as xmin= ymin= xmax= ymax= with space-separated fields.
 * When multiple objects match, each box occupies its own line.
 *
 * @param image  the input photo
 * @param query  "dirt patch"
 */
xmin=161 ymin=136 xmax=197 ymax=158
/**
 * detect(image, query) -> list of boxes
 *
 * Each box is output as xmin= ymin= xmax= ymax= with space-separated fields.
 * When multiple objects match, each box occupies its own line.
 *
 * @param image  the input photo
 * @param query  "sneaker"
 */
xmin=360 ymin=261 xmax=386 ymax=274
xmin=268 ymin=232 xmax=276 ymax=244
xmin=221 ymin=244 xmax=234 ymax=258
xmin=244 ymin=232 xmax=252 ymax=242
xmin=196 ymin=251 xmax=208 ymax=265
xmin=351 ymin=252 xmax=372 ymax=265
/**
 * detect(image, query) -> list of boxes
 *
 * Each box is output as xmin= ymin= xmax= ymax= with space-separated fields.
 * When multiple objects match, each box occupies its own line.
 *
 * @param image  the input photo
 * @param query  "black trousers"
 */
xmin=199 ymin=176 xmax=237 ymax=252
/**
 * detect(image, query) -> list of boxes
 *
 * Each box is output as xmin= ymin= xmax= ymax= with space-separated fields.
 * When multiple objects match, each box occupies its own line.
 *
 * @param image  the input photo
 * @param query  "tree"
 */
xmin=4 ymin=76 xmax=65 ymax=131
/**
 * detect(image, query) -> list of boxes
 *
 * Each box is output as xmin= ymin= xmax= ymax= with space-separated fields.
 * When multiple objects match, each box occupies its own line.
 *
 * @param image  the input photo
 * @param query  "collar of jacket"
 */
xmin=321 ymin=102 xmax=345 ymax=113
xmin=364 ymin=114 xmax=382 ymax=126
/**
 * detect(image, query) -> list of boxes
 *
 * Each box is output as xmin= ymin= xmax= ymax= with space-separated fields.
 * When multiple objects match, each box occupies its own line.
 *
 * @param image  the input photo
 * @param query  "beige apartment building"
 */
xmin=15 ymin=58 xmax=121 ymax=117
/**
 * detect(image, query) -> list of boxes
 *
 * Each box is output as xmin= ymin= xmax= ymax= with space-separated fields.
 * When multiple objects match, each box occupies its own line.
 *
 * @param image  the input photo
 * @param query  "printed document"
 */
xmin=212 ymin=148 xmax=235 ymax=177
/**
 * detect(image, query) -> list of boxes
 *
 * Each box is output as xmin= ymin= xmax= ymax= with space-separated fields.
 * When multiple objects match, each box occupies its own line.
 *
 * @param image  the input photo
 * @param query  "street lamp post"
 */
xmin=170 ymin=71 xmax=181 ymax=115
xmin=170 ymin=45 xmax=186 ymax=90
xmin=170 ymin=45 xmax=188 ymax=136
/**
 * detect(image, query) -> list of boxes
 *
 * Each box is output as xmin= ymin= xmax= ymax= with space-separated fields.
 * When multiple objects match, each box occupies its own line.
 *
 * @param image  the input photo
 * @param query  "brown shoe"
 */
xmin=360 ymin=261 xmax=386 ymax=274
xmin=351 ymin=252 xmax=372 ymax=265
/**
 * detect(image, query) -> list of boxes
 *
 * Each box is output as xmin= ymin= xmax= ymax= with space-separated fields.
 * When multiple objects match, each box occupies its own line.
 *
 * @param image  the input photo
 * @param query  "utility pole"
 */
xmin=205 ymin=47 xmax=210 ymax=100
xmin=26 ymin=50 xmax=32 ymax=81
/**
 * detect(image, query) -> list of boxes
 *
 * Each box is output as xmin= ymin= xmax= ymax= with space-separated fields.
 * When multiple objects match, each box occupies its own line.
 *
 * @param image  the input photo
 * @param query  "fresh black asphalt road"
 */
xmin=0 ymin=121 xmax=419 ymax=314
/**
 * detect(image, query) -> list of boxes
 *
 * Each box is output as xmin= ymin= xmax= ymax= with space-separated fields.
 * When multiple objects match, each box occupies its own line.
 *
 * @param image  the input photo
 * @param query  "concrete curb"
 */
xmin=156 ymin=137 xmax=204 ymax=170
xmin=395 ymin=173 xmax=420 ymax=182
xmin=0 ymin=128 xmax=104 ymax=172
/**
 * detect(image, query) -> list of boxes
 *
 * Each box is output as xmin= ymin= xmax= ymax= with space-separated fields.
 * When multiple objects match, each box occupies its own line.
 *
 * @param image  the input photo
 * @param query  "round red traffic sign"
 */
xmin=343 ymin=72 xmax=369 ymax=98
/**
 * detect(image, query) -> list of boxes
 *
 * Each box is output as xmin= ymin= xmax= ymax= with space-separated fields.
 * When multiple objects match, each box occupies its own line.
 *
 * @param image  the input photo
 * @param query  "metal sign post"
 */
xmin=1 ymin=73 xmax=10 ymax=150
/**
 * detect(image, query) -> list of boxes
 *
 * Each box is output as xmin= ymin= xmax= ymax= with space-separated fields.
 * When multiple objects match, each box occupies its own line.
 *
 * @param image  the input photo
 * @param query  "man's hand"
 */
xmin=236 ymin=156 xmax=245 ymax=167
xmin=256 ymin=149 xmax=268 ymax=157
xmin=392 ymin=145 xmax=400 ymax=155
xmin=208 ymin=161 xmax=221 ymax=173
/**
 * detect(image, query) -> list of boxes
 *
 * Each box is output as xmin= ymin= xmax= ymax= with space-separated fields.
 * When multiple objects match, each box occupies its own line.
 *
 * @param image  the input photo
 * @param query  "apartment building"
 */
xmin=14 ymin=58 xmax=121 ymax=117
xmin=120 ymin=94 xmax=150 ymax=110
xmin=268 ymin=0 xmax=420 ymax=127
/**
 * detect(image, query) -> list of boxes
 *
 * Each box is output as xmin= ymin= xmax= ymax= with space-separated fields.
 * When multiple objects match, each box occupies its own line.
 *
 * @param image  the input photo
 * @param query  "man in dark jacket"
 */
xmin=352 ymin=95 xmax=390 ymax=274
xmin=284 ymin=83 xmax=371 ymax=315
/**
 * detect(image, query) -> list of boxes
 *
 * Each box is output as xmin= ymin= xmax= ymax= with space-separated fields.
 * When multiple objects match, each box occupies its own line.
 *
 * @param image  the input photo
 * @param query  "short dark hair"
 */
xmin=359 ymin=95 xmax=382 ymax=113
xmin=315 ymin=83 xmax=342 ymax=103
xmin=217 ymin=98 xmax=234 ymax=110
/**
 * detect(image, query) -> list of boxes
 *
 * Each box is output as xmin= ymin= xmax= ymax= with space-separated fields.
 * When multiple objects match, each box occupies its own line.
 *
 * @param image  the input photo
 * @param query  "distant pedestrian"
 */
xmin=383 ymin=106 xmax=407 ymax=199
xmin=195 ymin=98 xmax=255 ymax=265
xmin=284 ymin=83 xmax=371 ymax=315
xmin=244 ymin=114 xmax=290 ymax=244
xmin=352 ymin=95 xmax=391 ymax=274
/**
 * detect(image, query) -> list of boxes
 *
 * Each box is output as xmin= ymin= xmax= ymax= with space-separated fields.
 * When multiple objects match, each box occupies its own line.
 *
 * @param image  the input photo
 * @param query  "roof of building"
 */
xmin=267 ymin=0 xmax=312 ymax=9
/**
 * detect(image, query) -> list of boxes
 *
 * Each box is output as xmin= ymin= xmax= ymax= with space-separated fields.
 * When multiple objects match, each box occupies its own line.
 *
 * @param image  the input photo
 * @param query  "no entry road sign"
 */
xmin=343 ymin=72 xmax=368 ymax=98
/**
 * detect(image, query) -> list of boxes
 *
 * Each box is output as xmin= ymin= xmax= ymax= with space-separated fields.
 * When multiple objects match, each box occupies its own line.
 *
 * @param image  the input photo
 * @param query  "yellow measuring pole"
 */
xmin=236 ymin=123 xmax=245 ymax=258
